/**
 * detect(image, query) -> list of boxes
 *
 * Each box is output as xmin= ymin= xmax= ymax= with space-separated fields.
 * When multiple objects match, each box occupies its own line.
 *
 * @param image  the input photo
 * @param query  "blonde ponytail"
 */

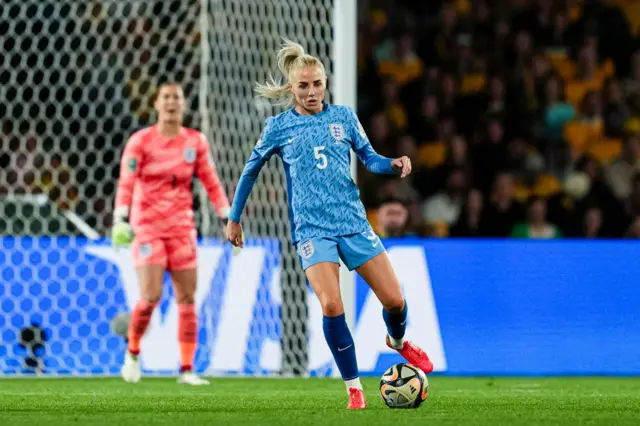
xmin=276 ymin=38 xmax=306 ymax=78
xmin=255 ymin=38 xmax=326 ymax=106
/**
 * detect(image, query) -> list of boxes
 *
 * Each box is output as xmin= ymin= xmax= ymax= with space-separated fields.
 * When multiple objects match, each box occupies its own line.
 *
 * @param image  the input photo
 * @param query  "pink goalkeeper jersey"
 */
xmin=114 ymin=125 xmax=230 ymax=239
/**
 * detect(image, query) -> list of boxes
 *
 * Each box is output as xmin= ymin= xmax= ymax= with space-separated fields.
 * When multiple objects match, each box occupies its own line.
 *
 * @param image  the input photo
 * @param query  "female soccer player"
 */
xmin=112 ymin=83 xmax=230 ymax=385
xmin=226 ymin=40 xmax=434 ymax=409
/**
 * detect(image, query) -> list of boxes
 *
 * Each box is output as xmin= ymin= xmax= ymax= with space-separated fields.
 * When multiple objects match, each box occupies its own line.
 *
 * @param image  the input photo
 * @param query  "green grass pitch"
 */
xmin=1 ymin=377 xmax=640 ymax=425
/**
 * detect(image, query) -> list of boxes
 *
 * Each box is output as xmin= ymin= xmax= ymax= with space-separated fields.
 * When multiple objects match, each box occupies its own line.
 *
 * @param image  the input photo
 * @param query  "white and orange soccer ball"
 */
xmin=379 ymin=363 xmax=429 ymax=409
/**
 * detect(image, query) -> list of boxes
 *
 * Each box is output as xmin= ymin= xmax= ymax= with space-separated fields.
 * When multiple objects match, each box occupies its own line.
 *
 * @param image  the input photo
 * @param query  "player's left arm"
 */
xmin=346 ymin=107 xmax=411 ymax=178
xmin=195 ymin=133 xmax=231 ymax=220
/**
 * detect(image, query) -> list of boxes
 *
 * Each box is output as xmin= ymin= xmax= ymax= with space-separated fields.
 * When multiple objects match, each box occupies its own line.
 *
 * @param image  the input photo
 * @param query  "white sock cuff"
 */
xmin=345 ymin=377 xmax=362 ymax=392
xmin=388 ymin=335 xmax=404 ymax=349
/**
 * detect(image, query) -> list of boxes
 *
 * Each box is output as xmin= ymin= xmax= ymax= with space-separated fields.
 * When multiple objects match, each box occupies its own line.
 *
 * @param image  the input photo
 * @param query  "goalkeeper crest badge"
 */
xmin=298 ymin=240 xmax=315 ymax=259
xmin=184 ymin=147 xmax=196 ymax=163
xmin=139 ymin=243 xmax=152 ymax=259
xmin=126 ymin=158 xmax=138 ymax=173
xmin=329 ymin=124 xmax=345 ymax=141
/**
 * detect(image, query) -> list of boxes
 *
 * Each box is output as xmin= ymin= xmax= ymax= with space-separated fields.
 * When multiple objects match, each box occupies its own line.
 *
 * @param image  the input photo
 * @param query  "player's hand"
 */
xmin=226 ymin=220 xmax=244 ymax=248
xmin=391 ymin=156 xmax=412 ymax=178
xmin=111 ymin=221 xmax=134 ymax=248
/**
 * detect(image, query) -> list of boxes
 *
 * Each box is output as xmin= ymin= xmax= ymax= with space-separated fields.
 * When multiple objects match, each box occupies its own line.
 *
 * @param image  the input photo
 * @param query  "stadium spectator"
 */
xmin=381 ymin=80 xmax=409 ymax=133
xmin=482 ymin=173 xmax=523 ymax=237
xmin=603 ymin=78 xmax=630 ymax=138
xmin=450 ymin=189 xmax=484 ymax=237
xmin=579 ymin=206 xmax=605 ymax=238
xmin=422 ymin=167 xmax=467 ymax=227
xmin=511 ymin=196 xmax=561 ymax=239
xmin=606 ymin=134 xmax=640 ymax=199
xmin=367 ymin=112 xmax=395 ymax=157
xmin=377 ymin=197 xmax=411 ymax=237
xmin=410 ymin=94 xmax=439 ymax=144
xmin=472 ymin=119 xmax=508 ymax=194
xmin=541 ymin=73 xmax=575 ymax=142
xmin=377 ymin=32 xmax=424 ymax=88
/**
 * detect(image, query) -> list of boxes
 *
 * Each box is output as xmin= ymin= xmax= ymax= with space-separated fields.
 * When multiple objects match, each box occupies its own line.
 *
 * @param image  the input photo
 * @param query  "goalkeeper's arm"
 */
xmin=111 ymin=134 xmax=142 ymax=247
xmin=195 ymin=133 xmax=231 ymax=223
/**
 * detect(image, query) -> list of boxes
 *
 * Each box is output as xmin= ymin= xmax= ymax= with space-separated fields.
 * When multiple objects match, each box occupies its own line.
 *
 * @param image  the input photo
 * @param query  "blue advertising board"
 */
xmin=0 ymin=237 xmax=282 ymax=376
xmin=353 ymin=239 xmax=640 ymax=376
xmin=1 ymin=237 xmax=639 ymax=376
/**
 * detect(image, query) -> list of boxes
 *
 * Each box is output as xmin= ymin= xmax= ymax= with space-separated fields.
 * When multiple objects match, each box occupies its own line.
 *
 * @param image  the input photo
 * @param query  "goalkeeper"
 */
xmin=112 ymin=83 xmax=230 ymax=385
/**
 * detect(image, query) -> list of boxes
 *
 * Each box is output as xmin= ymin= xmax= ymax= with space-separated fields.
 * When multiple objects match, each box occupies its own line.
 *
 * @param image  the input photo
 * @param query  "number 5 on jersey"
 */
xmin=314 ymin=146 xmax=327 ymax=169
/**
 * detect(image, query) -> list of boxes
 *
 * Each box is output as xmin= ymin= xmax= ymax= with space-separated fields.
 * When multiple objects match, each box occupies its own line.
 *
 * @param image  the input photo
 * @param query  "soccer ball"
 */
xmin=110 ymin=312 xmax=131 ymax=338
xmin=379 ymin=363 xmax=429 ymax=408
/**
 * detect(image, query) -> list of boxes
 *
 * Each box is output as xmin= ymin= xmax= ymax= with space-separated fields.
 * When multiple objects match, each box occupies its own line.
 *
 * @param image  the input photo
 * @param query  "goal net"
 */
xmin=0 ymin=0 xmax=335 ymax=376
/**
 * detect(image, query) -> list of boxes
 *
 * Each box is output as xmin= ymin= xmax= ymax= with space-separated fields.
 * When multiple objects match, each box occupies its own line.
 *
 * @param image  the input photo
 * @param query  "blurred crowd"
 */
xmin=358 ymin=0 xmax=640 ymax=238
xmin=5 ymin=0 xmax=640 ymax=240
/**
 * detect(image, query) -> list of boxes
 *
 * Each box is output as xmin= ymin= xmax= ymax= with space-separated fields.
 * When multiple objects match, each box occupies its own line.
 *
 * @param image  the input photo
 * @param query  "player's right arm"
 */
xmin=227 ymin=119 xmax=277 ymax=247
xmin=344 ymin=106 xmax=412 ymax=178
xmin=344 ymin=107 xmax=396 ymax=174
xmin=112 ymin=132 xmax=144 ymax=247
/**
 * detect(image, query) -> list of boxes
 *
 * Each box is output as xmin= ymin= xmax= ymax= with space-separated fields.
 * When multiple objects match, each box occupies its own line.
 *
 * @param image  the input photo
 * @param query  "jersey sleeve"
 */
xmin=345 ymin=106 xmax=371 ymax=151
xmin=195 ymin=133 xmax=231 ymax=218
xmin=228 ymin=119 xmax=276 ymax=222
xmin=114 ymin=132 xmax=144 ymax=220
xmin=253 ymin=117 xmax=279 ymax=159
xmin=345 ymin=107 xmax=395 ymax=175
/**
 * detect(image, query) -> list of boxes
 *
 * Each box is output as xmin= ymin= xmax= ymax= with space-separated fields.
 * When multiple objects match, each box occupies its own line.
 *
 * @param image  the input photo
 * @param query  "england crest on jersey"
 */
xmin=329 ymin=123 xmax=345 ymax=140
xmin=184 ymin=147 xmax=196 ymax=163
xmin=298 ymin=240 xmax=315 ymax=259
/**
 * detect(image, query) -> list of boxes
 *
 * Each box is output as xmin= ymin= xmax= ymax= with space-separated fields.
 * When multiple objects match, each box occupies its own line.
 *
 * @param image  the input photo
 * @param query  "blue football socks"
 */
xmin=383 ymin=300 xmax=407 ymax=345
xmin=323 ymin=313 xmax=359 ymax=381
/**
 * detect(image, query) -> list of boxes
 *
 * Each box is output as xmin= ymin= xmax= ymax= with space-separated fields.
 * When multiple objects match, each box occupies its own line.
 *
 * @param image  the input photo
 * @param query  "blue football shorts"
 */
xmin=295 ymin=230 xmax=385 ymax=271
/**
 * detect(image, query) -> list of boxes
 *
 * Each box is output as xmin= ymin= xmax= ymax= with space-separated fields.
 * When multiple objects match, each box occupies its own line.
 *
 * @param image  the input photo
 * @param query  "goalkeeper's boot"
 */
xmin=177 ymin=371 xmax=210 ymax=386
xmin=346 ymin=387 xmax=367 ymax=409
xmin=386 ymin=335 xmax=434 ymax=374
xmin=121 ymin=351 xmax=142 ymax=383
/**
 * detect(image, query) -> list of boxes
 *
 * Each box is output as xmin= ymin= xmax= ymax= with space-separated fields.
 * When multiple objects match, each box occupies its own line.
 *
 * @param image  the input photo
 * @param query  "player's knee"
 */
xmin=141 ymin=289 xmax=162 ymax=304
xmin=382 ymin=295 xmax=405 ymax=313
xmin=321 ymin=298 xmax=344 ymax=317
xmin=175 ymin=293 xmax=195 ymax=305
xmin=141 ymin=294 xmax=161 ymax=304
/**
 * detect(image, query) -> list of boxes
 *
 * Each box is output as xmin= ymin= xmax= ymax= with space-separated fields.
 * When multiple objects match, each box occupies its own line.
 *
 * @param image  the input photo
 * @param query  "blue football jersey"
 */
xmin=230 ymin=103 xmax=395 ymax=243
